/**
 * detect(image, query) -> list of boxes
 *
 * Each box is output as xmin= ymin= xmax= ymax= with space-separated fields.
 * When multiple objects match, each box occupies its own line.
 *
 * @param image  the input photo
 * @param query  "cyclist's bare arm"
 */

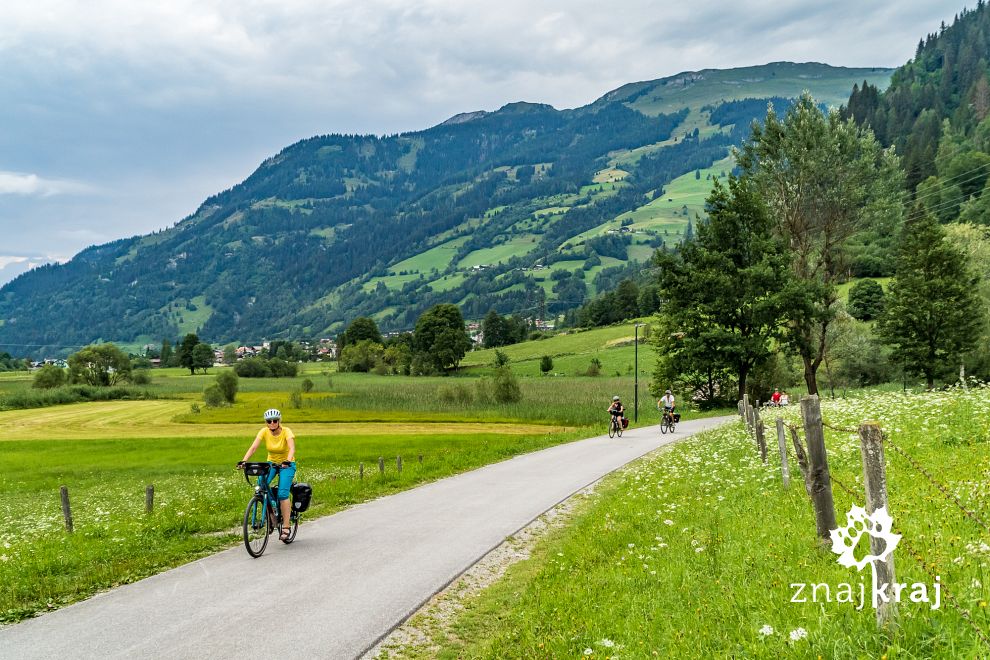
xmin=241 ymin=432 xmax=264 ymax=463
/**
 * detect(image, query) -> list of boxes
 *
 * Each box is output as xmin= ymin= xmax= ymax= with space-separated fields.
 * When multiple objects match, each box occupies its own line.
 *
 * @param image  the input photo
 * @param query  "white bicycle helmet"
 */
xmin=263 ymin=408 xmax=282 ymax=422
xmin=612 ymin=395 xmax=620 ymax=401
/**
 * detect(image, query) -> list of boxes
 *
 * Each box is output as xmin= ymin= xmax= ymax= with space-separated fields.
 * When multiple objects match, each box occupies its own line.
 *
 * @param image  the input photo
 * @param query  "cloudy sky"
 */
xmin=0 ymin=0 xmax=967 ymax=285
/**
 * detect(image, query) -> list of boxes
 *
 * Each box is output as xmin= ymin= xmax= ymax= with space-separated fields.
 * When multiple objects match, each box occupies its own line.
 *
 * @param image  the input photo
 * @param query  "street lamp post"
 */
xmin=634 ymin=323 xmax=646 ymax=422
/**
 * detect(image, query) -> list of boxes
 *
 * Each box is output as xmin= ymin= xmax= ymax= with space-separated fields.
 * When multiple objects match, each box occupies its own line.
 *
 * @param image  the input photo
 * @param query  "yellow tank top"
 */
xmin=258 ymin=426 xmax=294 ymax=463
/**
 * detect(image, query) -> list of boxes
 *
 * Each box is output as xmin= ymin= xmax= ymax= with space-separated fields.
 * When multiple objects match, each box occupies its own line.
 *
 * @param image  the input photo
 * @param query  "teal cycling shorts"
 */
xmin=267 ymin=462 xmax=296 ymax=501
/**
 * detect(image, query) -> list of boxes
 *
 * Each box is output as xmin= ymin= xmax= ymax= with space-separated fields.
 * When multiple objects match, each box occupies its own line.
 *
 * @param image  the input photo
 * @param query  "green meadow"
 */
xmin=403 ymin=387 xmax=990 ymax=658
xmin=0 ymin=323 xmax=676 ymax=622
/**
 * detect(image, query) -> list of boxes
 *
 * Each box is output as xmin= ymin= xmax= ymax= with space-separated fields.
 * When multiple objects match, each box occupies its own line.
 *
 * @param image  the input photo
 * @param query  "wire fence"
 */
xmin=744 ymin=395 xmax=989 ymax=648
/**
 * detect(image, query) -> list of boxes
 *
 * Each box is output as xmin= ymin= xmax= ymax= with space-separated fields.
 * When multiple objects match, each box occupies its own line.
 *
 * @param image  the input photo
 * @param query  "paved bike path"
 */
xmin=0 ymin=416 xmax=732 ymax=659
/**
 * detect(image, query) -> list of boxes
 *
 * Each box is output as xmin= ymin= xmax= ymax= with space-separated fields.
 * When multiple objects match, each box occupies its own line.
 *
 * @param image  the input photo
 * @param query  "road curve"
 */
xmin=0 ymin=415 xmax=732 ymax=660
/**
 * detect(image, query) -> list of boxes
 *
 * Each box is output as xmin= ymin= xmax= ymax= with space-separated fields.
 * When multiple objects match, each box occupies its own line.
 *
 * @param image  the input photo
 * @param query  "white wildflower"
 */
xmin=599 ymin=638 xmax=615 ymax=648
xmin=789 ymin=628 xmax=807 ymax=641
xmin=758 ymin=624 xmax=774 ymax=637
xmin=584 ymin=648 xmax=593 ymax=655
xmin=663 ymin=520 xmax=674 ymax=526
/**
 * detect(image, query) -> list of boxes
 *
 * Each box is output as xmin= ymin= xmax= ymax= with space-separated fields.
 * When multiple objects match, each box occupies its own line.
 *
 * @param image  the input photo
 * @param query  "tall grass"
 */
xmin=0 ymin=385 xmax=161 ymax=411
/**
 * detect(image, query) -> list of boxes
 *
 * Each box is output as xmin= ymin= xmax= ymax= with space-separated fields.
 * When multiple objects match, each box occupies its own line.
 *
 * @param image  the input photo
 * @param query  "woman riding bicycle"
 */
xmin=238 ymin=408 xmax=296 ymax=540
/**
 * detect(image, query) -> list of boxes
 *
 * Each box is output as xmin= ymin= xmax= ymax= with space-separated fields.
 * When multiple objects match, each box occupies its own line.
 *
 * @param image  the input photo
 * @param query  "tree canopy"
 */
xmin=412 ymin=304 xmax=472 ymax=373
xmin=653 ymin=175 xmax=789 ymax=402
xmin=737 ymin=92 xmax=903 ymax=395
xmin=68 ymin=343 xmax=132 ymax=386
xmin=878 ymin=209 xmax=983 ymax=388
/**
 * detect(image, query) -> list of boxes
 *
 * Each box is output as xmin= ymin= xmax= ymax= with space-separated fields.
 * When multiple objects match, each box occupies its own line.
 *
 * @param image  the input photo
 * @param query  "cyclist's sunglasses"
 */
xmin=265 ymin=419 xmax=280 ymax=424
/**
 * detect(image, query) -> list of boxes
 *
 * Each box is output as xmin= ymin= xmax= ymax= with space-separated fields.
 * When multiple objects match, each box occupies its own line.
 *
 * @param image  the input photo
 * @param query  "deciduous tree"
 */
xmin=737 ymin=92 xmax=903 ymax=395
xmin=413 ymin=304 xmax=472 ymax=373
xmin=68 ymin=343 xmax=132 ymax=386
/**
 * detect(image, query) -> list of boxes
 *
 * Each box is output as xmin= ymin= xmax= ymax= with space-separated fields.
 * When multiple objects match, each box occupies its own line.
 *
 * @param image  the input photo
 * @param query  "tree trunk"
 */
xmin=737 ymin=364 xmax=749 ymax=401
xmin=802 ymin=356 xmax=819 ymax=396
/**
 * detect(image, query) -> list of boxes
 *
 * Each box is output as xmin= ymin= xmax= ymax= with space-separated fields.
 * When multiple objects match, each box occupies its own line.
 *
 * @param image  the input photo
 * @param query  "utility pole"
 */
xmin=634 ymin=323 xmax=645 ymax=422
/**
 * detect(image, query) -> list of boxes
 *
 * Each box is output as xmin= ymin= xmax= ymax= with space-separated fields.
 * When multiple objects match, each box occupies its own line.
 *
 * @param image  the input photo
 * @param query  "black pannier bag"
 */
xmin=673 ymin=413 xmax=681 ymax=423
xmin=291 ymin=483 xmax=313 ymax=512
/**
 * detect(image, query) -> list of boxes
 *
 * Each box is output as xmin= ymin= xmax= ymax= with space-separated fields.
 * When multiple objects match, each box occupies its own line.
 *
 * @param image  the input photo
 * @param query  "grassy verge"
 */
xmin=420 ymin=387 xmax=990 ymax=658
xmin=0 ymin=426 xmax=589 ymax=623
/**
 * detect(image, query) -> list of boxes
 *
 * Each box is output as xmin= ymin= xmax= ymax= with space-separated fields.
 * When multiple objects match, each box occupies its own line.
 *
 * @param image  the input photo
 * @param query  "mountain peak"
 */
xmin=439 ymin=111 xmax=489 ymax=126
xmin=495 ymin=101 xmax=557 ymax=114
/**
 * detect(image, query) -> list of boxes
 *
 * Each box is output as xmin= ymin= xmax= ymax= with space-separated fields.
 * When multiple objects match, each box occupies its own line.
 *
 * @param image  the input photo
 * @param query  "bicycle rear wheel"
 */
xmin=617 ymin=423 xmax=623 ymax=437
xmin=243 ymin=496 xmax=270 ymax=558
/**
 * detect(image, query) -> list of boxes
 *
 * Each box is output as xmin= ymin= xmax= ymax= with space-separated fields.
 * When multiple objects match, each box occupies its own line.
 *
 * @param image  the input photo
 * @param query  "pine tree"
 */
xmin=878 ymin=209 xmax=984 ymax=388
xmin=654 ymin=176 xmax=789 ymax=401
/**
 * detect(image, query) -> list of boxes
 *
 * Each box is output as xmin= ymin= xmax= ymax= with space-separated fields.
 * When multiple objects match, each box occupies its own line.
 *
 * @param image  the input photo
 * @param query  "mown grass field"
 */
xmin=405 ymin=387 xmax=990 ymax=658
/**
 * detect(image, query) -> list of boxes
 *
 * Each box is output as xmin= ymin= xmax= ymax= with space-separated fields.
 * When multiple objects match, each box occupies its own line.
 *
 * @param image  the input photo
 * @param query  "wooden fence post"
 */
xmin=397 ymin=456 xmax=402 ymax=473
xmin=359 ymin=462 xmax=364 ymax=480
xmin=756 ymin=420 xmax=768 ymax=464
xmin=145 ymin=485 xmax=154 ymax=514
xmin=801 ymin=395 xmax=837 ymax=545
xmin=859 ymin=421 xmax=898 ymax=627
xmin=790 ymin=427 xmax=813 ymax=497
xmin=738 ymin=399 xmax=744 ymax=419
xmin=776 ymin=418 xmax=790 ymax=488
xmin=60 ymin=485 xmax=73 ymax=533
xmin=742 ymin=394 xmax=751 ymax=431
xmin=378 ymin=456 xmax=385 ymax=475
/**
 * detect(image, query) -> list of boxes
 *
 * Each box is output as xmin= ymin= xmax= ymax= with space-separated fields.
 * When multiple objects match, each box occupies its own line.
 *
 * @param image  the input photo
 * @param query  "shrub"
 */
xmin=540 ymin=355 xmax=553 ymax=375
xmin=215 ymin=370 xmax=239 ymax=403
xmin=32 ymin=364 xmax=66 ymax=389
xmin=131 ymin=369 xmax=152 ymax=385
xmin=491 ymin=367 xmax=522 ymax=403
xmin=300 ymin=378 xmax=314 ymax=393
xmin=268 ymin=358 xmax=298 ymax=378
xmin=338 ymin=340 xmax=384 ymax=373
xmin=584 ymin=357 xmax=602 ymax=377
xmin=189 ymin=403 xmax=201 ymax=414
xmin=847 ymin=279 xmax=885 ymax=320
xmin=288 ymin=390 xmax=303 ymax=409
xmin=234 ymin=357 xmax=271 ymax=378
xmin=493 ymin=350 xmax=510 ymax=367
xmin=438 ymin=383 xmax=475 ymax=404
xmin=203 ymin=384 xmax=225 ymax=408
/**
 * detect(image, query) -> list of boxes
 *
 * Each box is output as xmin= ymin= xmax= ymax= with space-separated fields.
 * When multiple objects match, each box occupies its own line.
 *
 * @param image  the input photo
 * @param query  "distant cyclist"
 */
xmin=658 ymin=390 xmax=675 ymax=417
xmin=607 ymin=395 xmax=625 ymax=426
xmin=238 ymin=408 xmax=296 ymax=540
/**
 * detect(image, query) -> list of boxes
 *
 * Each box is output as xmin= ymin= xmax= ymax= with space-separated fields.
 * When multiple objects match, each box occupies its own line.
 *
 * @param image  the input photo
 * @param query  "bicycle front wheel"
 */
xmin=660 ymin=421 xmax=668 ymax=434
xmin=243 ymin=496 xmax=270 ymax=558
xmin=608 ymin=422 xmax=616 ymax=438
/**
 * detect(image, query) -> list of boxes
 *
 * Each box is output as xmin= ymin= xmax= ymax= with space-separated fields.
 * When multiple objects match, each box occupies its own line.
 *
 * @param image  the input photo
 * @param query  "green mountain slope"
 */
xmin=0 ymin=62 xmax=892 ymax=353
